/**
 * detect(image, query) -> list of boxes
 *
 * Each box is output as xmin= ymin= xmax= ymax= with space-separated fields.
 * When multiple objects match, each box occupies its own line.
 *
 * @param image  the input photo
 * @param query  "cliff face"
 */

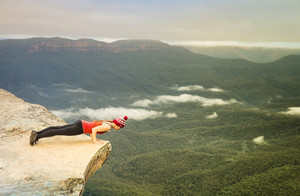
xmin=0 ymin=37 xmax=169 ymax=53
xmin=0 ymin=89 xmax=111 ymax=195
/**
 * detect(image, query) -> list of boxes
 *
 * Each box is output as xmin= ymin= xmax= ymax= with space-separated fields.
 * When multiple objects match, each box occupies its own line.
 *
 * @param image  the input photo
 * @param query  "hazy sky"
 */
xmin=1 ymin=0 xmax=299 ymax=47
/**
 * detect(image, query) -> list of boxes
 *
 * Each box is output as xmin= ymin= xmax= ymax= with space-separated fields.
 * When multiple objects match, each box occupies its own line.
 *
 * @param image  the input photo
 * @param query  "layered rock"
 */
xmin=0 ymin=89 xmax=111 ymax=195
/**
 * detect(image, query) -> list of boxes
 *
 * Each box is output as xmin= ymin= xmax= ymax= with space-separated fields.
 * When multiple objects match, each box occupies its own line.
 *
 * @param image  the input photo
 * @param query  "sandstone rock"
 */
xmin=0 ymin=88 xmax=66 ymax=131
xmin=0 ymin=89 xmax=111 ymax=195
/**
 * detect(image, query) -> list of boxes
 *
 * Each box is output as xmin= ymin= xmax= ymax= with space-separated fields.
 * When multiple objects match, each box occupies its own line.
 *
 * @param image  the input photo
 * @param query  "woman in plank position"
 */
xmin=29 ymin=116 xmax=128 ymax=146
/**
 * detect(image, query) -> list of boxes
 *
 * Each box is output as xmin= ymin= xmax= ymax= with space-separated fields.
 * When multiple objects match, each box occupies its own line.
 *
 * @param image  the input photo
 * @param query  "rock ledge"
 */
xmin=0 ymin=89 xmax=111 ymax=195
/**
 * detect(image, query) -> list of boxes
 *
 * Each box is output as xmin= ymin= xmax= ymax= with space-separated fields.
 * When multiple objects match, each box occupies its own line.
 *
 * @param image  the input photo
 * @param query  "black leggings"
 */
xmin=37 ymin=120 xmax=84 ymax=140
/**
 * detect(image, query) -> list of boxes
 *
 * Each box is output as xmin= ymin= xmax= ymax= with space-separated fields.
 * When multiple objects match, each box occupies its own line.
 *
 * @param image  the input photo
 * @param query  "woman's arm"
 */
xmin=91 ymin=124 xmax=111 ymax=144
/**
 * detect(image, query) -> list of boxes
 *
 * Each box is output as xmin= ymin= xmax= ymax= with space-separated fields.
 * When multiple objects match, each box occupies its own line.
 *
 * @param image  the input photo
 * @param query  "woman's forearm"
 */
xmin=91 ymin=129 xmax=98 ymax=143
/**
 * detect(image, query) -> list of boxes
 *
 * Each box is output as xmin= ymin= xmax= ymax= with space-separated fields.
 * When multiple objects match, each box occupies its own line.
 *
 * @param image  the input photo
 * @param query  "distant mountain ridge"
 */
xmin=0 ymin=37 xmax=172 ymax=53
xmin=184 ymin=45 xmax=300 ymax=63
xmin=0 ymin=37 xmax=300 ymax=108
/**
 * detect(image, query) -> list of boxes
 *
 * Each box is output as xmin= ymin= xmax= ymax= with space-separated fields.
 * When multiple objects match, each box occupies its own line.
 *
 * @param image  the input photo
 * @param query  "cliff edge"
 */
xmin=0 ymin=89 xmax=112 ymax=195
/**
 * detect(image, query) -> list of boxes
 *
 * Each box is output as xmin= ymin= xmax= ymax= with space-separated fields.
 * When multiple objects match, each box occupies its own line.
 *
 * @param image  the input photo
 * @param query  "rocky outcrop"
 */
xmin=0 ymin=89 xmax=111 ymax=195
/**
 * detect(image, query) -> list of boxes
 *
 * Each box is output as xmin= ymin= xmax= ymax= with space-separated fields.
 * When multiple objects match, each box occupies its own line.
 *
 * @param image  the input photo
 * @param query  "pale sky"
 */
xmin=1 ymin=0 xmax=300 ymax=47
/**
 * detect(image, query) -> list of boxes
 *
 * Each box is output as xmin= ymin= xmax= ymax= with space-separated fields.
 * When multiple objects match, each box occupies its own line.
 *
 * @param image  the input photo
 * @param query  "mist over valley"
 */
xmin=0 ymin=38 xmax=299 ymax=195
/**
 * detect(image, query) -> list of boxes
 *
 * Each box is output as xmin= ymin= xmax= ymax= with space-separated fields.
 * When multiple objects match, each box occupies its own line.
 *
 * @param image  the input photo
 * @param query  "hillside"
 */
xmin=84 ymin=103 xmax=300 ymax=195
xmin=1 ymin=38 xmax=300 ymax=109
xmin=184 ymin=45 xmax=300 ymax=63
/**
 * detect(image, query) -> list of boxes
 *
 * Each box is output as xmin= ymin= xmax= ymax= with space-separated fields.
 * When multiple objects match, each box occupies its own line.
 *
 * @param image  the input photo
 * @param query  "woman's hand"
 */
xmin=91 ymin=136 xmax=101 ymax=144
xmin=94 ymin=140 xmax=106 ymax=145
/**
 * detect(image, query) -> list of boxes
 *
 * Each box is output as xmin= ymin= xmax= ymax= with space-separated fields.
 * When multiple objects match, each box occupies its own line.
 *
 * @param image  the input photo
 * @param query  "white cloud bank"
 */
xmin=172 ymin=85 xmax=224 ymax=92
xmin=131 ymin=94 xmax=238 ymax=107
xmin=206 ymin=112 xmax=218 ymax=119
xmin=253 ymin=136 xmax=267 ymax=145
xmin=280 ymin=107 xmax=300 ymax=116
xmin=52 ymin=107 xmax=176 ymax=121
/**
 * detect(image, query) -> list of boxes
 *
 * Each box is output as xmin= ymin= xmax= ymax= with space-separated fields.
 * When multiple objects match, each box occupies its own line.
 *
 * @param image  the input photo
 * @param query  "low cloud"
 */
xmin=206 ymin=112 xmax=218 ymax=119
xmin=280 ymin=107 xmax=300 ymax=116
xmin=37 ymin=91 xmax=49 ymax=97
xmin=131 ymin=94 xmax=238 ymax=107
xmin=208 ymin=88 xmax=224 ymax=92
xmin=65 ymin=88 xmax=95 ymax=94
xmin=165 ymin=113 xmax=178 ymax=118
xmin=253 ymin=136 xmax=267 ymax=145
xmin=27 ymin=84 xmax=49 ymax=97
xmin=51 ymin=107 xmax=176 ymax=121
xmin=172 ymin=85 xmax=224 ymax=92
xmin=130 ymin=95 xmax=139 ymax=98
xmin=173 ymin=85 xmax=204 ymax=91
xmin=51 ymin=108 xmax=80 ymax=119
xmin=53 ymin=83 xmax=95 ymax=93
xmin=131 ymin=99 xmax=153 ymax=107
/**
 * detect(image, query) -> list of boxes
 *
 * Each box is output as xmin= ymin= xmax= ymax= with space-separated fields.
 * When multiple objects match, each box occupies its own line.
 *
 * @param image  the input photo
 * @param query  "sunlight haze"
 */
xmin=1 ymin=0 xmax=299 ymax=47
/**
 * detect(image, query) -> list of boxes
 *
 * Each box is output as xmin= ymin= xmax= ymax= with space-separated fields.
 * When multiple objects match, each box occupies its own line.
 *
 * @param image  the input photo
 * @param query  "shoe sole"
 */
xmin=30 ymin=130 xmax=38 ymax=146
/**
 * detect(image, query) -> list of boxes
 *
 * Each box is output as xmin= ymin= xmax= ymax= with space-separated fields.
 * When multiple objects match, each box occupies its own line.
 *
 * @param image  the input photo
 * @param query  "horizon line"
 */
xmin=1 ymin=35 xmax=300 ymax=49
